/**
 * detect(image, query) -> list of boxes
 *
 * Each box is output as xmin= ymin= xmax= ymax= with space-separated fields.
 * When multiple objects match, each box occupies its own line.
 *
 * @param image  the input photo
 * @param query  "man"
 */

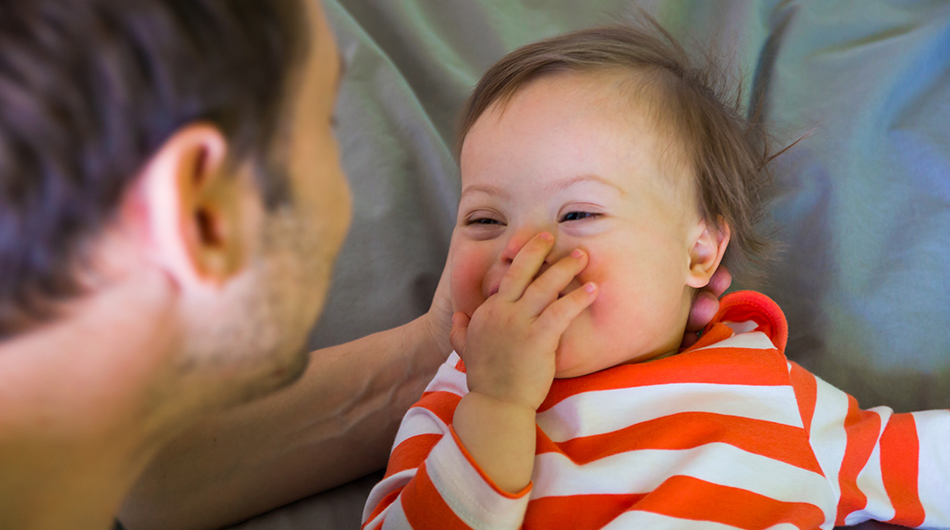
xmin=0 ymin=0 xmax=728 ymax=528
xmin=0 ymin=0 xmax=350 ymax=528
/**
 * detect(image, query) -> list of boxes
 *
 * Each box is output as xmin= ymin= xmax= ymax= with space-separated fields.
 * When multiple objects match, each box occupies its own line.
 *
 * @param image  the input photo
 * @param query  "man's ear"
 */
xmin=686 ymin=218 xmax=731 ymax=289
xmin=132 ymin=123 xmax=256 ymax=288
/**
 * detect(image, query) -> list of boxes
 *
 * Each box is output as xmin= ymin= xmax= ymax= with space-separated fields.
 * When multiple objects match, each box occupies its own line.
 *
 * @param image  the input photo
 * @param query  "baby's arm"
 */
xmin=362 ymin=233 xmax=594 ymax=529
xmin=792 ymin=363 xmax=950 ymax=527
xmin=450 ymin=232 xmax=595 ymax=493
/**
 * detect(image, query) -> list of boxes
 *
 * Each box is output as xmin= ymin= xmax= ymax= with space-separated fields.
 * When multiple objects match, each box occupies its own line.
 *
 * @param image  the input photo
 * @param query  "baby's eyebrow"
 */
xmin=460 ymin=184 xmax=510 ymax=200
xmin=551 ymin=174 xmax=626 ymax=196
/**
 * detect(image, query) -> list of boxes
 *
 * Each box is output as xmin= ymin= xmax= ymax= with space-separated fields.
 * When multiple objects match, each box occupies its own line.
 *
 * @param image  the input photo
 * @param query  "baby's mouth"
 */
xmin=558 ymin=281 xmax=583 ymax=299
xmin=485 ymin=284 xmax=576 ymax=300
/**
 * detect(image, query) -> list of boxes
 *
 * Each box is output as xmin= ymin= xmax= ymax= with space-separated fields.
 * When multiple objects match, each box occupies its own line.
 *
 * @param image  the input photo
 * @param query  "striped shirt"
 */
xmin=363 ymin=291 xmax=950 ymax=529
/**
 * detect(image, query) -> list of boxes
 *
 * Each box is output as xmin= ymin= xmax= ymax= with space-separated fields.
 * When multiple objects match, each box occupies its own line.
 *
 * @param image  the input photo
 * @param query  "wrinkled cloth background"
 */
xmin=230 ymin=1 xmax=950 ymax=528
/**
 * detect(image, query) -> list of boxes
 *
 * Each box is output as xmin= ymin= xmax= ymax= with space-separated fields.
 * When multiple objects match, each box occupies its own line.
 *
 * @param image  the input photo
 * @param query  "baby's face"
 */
xmin=452 ymin=72 xmax=713 ymax=378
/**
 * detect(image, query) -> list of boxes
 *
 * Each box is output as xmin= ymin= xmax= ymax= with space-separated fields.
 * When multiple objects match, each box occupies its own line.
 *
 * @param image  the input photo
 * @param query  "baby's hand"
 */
xmin=449 ymin=232 xmax=598 ymax=411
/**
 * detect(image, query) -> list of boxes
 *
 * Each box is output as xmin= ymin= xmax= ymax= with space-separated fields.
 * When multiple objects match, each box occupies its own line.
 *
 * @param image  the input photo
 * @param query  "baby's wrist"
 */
xmin=463 ymin=390 xmax=540 ymax=416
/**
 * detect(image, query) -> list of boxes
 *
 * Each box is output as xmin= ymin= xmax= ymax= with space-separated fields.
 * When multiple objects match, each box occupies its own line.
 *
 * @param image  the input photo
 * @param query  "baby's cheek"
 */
xmin=449 ymin=252 xmax=489 ymax=315
xmin=579 ymin=253 xmax=651 ymax=329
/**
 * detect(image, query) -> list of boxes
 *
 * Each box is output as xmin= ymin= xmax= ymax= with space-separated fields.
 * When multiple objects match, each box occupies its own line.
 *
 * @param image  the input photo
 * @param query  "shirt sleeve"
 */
xmin=361 ymin=354 xmax=531 ymax=530
xmin=789 ymin=361 xmax=950 ymax=528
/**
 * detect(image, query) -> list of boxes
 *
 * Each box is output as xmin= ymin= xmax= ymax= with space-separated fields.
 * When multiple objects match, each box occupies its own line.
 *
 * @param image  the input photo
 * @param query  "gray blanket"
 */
xmin=231 ymin=1 xmax=950 ymax=528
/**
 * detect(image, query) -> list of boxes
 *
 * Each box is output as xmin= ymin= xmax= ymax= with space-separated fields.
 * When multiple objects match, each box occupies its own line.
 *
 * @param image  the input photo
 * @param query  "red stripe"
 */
xmin=524 ymin=494 xmax=646 ymax=529
xmin=542 ymin=412 xmax=823 ymax=474
xmin=789 ymin=362 xmax=818 ymax=434
xmin=414 ymin=391 xmax=462 ymax=427
xmin=686 ymin=321 xmax=736 ymax=350
xmin=836 ymin=396 xmax=881 ymax=524
xmin=634 ymin=475 xmax=826 ymax=530
xmin=714 ymin=291 xmax=789 ymax=353
xmin=400 ymin=460 xmax=473 ymax=530
xmin=536 ymin=426 xmax=560 ymax=455
xmin=880 ymin=414 xmax=925 ymax=527
xmin=541 ymin=346 xmax=788 ymax=412
xmin=387 ymin=433 xmax=443 ymax=477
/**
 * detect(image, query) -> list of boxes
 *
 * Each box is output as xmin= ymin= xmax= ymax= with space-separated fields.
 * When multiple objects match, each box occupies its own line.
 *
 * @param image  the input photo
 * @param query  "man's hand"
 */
xmin=449 ymin=232 xmax=597 ymax=411
xmin=422 ymin=245 xmax=455 ymax=358
xmin=682 ymin=267 xmax=732 ymax=348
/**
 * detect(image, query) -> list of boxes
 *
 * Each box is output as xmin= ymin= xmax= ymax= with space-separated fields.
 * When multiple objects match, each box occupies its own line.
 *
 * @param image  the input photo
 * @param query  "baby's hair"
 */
xmin=458 ymin=19 xmax=786 ymax=282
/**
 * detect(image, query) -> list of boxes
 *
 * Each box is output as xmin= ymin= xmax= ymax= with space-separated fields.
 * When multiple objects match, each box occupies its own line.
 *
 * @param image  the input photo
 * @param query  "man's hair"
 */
xmin=459 ymin=22 xmax=783 ymax=282
xmin=0 ymin=0 xmax=308 ymax=338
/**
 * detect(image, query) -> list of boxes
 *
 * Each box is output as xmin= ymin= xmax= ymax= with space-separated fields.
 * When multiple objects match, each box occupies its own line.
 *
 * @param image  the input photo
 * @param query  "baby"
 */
xmin=363 ymin=23 xmax=949 ymax=530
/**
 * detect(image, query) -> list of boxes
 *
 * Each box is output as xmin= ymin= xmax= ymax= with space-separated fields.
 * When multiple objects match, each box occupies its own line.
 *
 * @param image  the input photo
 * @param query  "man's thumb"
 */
xmin=449 ymin=312 xmax=470 ymax=354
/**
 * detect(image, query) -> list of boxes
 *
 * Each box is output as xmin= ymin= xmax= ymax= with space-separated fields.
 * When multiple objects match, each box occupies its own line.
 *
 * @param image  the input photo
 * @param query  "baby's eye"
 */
xmin=467 ymin=217 xmax=503 ymax=226
xmin=560 ymin=211 xmax=600 ymax=222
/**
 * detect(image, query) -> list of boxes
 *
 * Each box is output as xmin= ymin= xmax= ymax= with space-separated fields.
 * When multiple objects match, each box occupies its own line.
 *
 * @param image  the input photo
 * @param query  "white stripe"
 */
xmin=427 ymin=434 xmax=529 ymax=529
xmin=537 ymin=383 xmax=803 ymax=442
xmin=363 ymin=469 xmax=416 ymax=526
xmin=379 ymin=497 xmax=411 ymax=530
xmin=603 ymin=510 xmax=739 ymax=529
xmin=531 ymin=442 xmax=832 ymax=509
xmin=692 ymin=331 xmax=776 ymax=352
xmin=423 ymin=353 xmax=468 ymax=395
xmin=915 ymin=410 xmax=950 ymax=527
xmin=807 ymin=373 xmax=851 ymax=528
xmin=391 ymin=405 xmax=448 ymax=449
xmin=724 ymin=319 xmax=759 ymax=334
xmin=845 ymin=407 xmax=894 ymax=525
xmin=602 ymin=508 xmax=802 ymax=530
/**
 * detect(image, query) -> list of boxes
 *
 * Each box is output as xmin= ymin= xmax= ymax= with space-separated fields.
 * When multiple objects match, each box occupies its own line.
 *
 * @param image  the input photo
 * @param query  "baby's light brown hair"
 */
xmin=458 ymin=20 xmax=784 ymax=281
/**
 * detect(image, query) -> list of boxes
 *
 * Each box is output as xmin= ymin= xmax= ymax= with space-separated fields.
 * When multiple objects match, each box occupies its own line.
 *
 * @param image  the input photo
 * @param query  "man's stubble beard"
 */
xmin=176 ymin=203 xmax=338 ymax=410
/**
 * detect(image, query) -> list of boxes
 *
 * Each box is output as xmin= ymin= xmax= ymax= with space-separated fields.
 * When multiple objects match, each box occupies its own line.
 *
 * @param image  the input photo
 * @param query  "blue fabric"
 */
xmin=316 ymin=0 xmax=950 ymax=416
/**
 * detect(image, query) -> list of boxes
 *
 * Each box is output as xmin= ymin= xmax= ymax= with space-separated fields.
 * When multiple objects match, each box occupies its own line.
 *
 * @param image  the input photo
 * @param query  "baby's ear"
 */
xmin=686 ymin=218 xmax=730 ymax=289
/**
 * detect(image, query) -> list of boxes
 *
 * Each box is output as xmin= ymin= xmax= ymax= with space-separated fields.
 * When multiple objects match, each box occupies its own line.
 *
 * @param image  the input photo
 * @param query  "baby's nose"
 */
xmin=500 ymin=230 xmax=533 ymax=264
xmin=500 ymin=229 xmax=554 ymax=264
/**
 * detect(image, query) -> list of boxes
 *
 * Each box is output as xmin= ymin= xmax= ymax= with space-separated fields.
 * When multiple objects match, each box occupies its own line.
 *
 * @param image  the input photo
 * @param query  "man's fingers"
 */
xmin=449 ymin=312 xmax=470 ymax=355
xmin=681 ymin=332 xmax=700 ymax=349
xmin=537 ymin=282 xmax=598 ymax=335
xmin=685 ymin=267 xmax=730 ymax=334
xmin=685 ymin=290 xmax=720 ymax=333
xmin=425 ymin=250 xmax=455 ymax=355
xmin=707 ymin=267 xmax=732 ymax=297
xmin=497 ymin=232 xmax=554 ymax=302
xmin=520 ymin=249 xmax=588 ymax=315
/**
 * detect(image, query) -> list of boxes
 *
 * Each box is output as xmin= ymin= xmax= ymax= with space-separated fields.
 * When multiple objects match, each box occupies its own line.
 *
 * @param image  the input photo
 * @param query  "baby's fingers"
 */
xmin=536 ymin=282 xmax=598 ymax=336
xmin=497 ymin=232 xmax=554 ymax=302
xmin=520 ymin=249 xmax=588 ymax=316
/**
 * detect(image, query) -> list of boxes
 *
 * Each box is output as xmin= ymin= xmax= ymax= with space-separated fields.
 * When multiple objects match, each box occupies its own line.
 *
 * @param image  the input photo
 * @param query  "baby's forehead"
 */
xmin=463 ymin=70 xmax=699 ymax=198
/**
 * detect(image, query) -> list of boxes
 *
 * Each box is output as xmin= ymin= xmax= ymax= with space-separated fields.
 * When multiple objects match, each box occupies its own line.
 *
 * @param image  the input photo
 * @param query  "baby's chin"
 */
xmin=552 ymin=331 xmax=677 ymax=379
xmin=551 ymin=341 xmax=607 ymax=379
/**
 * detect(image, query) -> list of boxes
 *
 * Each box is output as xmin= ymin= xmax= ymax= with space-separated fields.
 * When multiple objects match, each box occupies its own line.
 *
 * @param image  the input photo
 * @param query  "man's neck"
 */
xmin=0 ymin=268 xmax=184 ymax=530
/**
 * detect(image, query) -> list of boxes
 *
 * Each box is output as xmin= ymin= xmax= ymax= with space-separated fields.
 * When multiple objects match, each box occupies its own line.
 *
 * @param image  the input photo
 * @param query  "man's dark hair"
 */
xmin=0 ymin=0 xmax=308 ymax=338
